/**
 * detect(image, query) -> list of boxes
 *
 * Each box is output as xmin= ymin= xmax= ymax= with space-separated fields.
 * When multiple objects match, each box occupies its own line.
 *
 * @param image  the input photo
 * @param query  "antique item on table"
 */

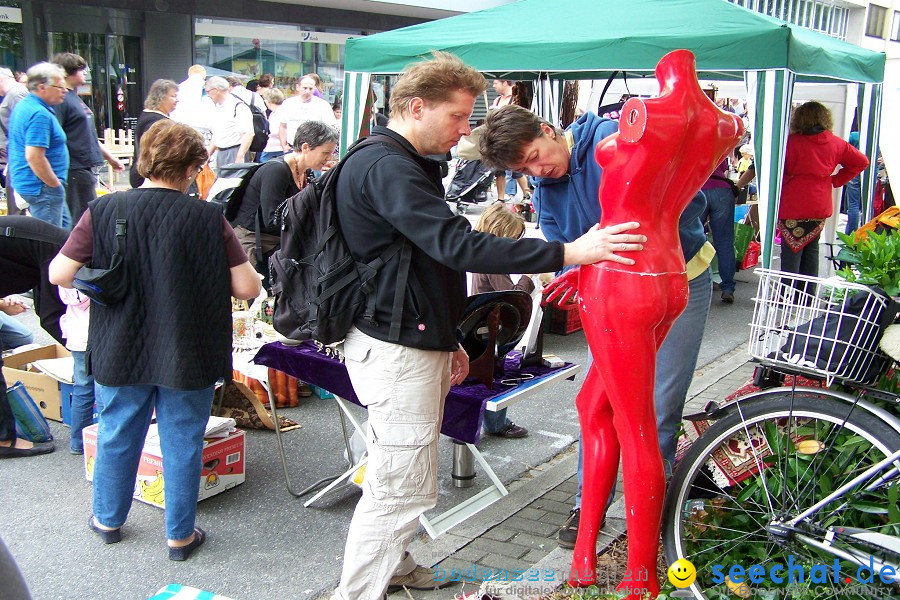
xmin=458 ymin=290 xmax=532 ymax=388
xmin=544 ymin=49 xmax=743 ymax=598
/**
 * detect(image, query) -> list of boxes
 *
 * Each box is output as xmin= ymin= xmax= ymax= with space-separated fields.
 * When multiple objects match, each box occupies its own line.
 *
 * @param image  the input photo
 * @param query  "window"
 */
xmin=866 ymin=4 xmax=887 ymax=38
xmin=193 ymin=19 xmax=355 ymax=105
xmin=892 ymin=11 xmax=900 ymax=42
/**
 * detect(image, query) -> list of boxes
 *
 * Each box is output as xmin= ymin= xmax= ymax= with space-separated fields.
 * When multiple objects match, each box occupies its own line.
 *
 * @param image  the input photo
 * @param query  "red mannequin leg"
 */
xmin=573 ymin=268 xmax=687 ymax=599
xmin=568 ymin=364 xmax=619 ymax=586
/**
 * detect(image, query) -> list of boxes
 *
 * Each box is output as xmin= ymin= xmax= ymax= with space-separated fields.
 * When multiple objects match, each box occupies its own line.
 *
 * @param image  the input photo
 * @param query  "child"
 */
xmin=58 ymin=288 xmax=96 ymax=454
xmin=471 ymin=203 xmax=534 ymax=439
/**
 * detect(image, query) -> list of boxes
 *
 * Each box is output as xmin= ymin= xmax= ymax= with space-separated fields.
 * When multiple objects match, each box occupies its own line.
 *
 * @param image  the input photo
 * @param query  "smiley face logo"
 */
xmin=667 ymin=558 xmax=697 ymax=588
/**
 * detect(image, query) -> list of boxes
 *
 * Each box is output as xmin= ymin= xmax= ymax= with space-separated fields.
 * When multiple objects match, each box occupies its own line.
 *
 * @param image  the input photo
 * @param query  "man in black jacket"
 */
xmin=330 ymin=52 xmax=646 ymax=600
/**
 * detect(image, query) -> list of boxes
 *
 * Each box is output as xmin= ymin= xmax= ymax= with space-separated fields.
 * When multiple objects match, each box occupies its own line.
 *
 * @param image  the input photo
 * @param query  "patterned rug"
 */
xmin=677 ymin=375 xmax=823 ymax=487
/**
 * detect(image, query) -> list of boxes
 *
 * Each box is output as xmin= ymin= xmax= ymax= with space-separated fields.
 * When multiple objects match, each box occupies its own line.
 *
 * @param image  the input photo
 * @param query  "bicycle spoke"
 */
xmin=685 ymin=530 xmax=766 ymax=567
xmin=736 ymin=405 xmax=777 ymax=518
xmin=789 ymin=401 xmax=862 ymax=516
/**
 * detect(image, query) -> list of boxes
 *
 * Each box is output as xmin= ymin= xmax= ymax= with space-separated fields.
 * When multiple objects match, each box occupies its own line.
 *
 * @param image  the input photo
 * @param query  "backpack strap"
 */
xmin=231 ymin=94 xmax=252 ymax=119
xmin=114 ymin=193 xmax=127 ymax=256
xmin=344 ymin=134 xmax=419 ymax=342
xmin=388 ymin=240 xmax=411 ymax=342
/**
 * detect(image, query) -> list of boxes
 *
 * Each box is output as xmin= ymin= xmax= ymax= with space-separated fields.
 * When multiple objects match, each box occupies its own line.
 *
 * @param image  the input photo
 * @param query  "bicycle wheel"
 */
xmin=663 ymin=391 xmax=900 ymax=599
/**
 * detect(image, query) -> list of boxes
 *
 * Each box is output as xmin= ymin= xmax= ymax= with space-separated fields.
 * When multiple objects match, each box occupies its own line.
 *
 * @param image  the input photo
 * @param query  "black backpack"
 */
xmin=207 ymin=162 xmax=264 ymax=221
xmin=232 ymin=93 xmax=269 ymax=153
xmin=269 ymin=135 xmax=412 ymax=345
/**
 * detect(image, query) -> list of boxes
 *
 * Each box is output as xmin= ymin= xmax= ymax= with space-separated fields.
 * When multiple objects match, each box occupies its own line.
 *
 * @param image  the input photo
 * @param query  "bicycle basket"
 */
xmin=748 ymin=268 xmax=896 ymax=385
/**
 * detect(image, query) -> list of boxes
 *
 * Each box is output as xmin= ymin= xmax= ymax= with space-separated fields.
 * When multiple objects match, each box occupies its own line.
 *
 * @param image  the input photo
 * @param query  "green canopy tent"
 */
xmin=341 ymin=0 xmax=885 ymax=268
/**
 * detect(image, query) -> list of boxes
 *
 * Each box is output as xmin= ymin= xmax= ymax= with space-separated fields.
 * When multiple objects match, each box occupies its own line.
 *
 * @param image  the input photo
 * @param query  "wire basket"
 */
xmin=749 ymin=268 xmax=893 ymax=385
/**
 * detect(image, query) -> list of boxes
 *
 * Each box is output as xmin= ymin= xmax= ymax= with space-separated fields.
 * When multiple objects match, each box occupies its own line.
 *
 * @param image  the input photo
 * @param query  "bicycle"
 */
xmin=662 ymin=268 xmax=900 ymax=599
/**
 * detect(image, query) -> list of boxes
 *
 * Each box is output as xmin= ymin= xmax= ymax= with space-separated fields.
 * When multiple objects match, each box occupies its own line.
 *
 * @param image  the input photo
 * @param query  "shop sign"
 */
xmin=0 ymin=7 xmax=22 ymax=23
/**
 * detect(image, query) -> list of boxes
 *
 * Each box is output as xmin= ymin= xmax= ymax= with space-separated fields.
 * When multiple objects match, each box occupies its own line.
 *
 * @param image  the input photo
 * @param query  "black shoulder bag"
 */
xmin=73 ymin=195 xmax=128 ymax=306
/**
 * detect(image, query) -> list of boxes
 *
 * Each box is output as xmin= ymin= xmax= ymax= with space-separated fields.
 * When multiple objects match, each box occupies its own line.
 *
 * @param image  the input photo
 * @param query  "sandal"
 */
xmin=88 ymin=515 xmax=122 ymax=544
xmin=168 ymin=526 xmax=206 ymax=561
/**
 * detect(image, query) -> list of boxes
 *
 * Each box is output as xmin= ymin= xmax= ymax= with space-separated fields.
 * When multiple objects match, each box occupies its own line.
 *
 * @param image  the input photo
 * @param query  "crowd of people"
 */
xmin=0 ymin=48 xmax=883 ymax=600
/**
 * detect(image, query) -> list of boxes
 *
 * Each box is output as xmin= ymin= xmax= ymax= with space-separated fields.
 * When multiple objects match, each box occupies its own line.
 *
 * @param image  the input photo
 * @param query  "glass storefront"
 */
xmin=0 ymin=2 xmax=24 ymax=73
xmin=194 ymin=19 xmax=355 ymax=105
xmin=46 ymin=32 xmax=142 ymax=136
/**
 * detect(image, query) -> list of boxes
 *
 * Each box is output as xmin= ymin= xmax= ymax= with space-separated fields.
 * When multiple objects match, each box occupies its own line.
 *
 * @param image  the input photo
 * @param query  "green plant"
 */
xmin=834 ymin=230 xmax=900 ymax=297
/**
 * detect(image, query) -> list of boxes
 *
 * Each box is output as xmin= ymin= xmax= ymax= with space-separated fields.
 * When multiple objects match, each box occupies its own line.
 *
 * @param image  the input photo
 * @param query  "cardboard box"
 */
xmin=2 ymin=344 xmax=73 ymax=422
xmin=83 ymin=424 xmax=245 ymax=508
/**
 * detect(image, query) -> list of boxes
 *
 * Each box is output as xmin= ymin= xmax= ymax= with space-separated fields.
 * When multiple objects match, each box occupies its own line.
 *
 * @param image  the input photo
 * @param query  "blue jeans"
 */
xmin=0 ymin=313 xmax=33 ymax=350
xmin=68 ymin=350 xmax=96 ymax=453
xmin=702 ymin=186 xmax=736 ymax=293
xmin=258 ymin=150 xmax=285 ymax=163
xmin=482 ymin=407 xmax=511 ymax=434
xmin=575 ymin=268 xmax=712 ymax=508
xmin=92 ymin=383 xmax=214 ymax=540
xmin=845 ymin=175 xmax=862 ymax=234
xmin=21 ymin=183 xmax=68 ymax=228
xmin=780 ymin=234 xmax=821 ymax=278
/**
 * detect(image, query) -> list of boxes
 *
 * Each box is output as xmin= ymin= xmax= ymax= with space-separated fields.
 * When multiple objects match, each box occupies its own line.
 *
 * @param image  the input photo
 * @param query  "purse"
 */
xmin=73 ymin=195 xmax=128 ymax=306
xmin=196 ymin=163 xmax=216 ymax=200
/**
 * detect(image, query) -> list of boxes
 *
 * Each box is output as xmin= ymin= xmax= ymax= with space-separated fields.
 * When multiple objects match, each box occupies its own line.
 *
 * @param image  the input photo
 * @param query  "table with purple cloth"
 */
xmin=252 ymin=341 xmax=576 ymax=444
xmin=252 ymin=340 xmax=581 ymax=535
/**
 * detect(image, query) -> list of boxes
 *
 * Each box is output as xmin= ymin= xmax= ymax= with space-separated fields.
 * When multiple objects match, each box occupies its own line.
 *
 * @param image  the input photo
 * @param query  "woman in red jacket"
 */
xmin=779 ymin=101 xmax=868 ymax=276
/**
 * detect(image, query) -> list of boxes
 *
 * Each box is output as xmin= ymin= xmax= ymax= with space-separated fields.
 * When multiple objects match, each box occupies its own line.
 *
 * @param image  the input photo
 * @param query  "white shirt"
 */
xmin=171 ymin=74 xmax=208 ymax=131
xmin=209 ymin=95 xmax=253 ymax=149
xmin=280 ymin=95 xmax=336 ymax=147
xmin=263 ymin=107 xmax=285 ymax=153
xmin=0 ymin=82 xmax=27 ymax=149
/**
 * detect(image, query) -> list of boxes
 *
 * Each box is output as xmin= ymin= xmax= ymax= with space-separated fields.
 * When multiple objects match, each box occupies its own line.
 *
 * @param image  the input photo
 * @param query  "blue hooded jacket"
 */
xmin=532 ymin=112 xmax=707 ymax=263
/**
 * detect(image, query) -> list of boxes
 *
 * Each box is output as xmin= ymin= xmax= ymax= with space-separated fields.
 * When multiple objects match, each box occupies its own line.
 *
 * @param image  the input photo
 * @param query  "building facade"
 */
xmin=0 ymin=0 xmax=513 ymax=134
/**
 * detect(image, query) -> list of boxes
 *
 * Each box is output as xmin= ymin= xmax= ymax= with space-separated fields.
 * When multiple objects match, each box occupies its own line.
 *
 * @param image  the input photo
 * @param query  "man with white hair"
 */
xmin=278 ymin=75 xmax=335 ymax=152
xmin=204 ymin=76 xmax=254 ymax=173
xmin=0 ymin=67 xmax=28 ymax=214
xmin=7 ymin=62 xmax=69 ymax=227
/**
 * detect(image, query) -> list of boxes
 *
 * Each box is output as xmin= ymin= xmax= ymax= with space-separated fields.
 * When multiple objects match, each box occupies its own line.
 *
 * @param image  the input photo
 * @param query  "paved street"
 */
xmin=1 ymin=265 xmax=759 ymax=600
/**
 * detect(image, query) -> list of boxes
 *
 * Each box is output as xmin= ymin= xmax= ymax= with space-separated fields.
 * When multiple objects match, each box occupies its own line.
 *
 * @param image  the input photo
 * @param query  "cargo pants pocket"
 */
xmin=367 ymin=419 xmax=437 ymax=501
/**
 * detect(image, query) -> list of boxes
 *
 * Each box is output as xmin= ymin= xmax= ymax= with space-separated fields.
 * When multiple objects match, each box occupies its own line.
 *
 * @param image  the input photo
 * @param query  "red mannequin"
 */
xmin=546 ymin=50 xmax=743 ymax=598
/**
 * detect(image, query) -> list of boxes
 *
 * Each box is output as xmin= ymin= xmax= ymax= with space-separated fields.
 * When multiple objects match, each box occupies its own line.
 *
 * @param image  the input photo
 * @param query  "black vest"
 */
xmin=87 ymin=188 xmax=232 ymax=389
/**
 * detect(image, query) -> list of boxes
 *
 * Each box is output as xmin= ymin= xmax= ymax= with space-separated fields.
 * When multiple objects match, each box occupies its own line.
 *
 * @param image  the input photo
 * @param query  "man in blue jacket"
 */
xmin=480 ymin=105 xmax=714 ymax=549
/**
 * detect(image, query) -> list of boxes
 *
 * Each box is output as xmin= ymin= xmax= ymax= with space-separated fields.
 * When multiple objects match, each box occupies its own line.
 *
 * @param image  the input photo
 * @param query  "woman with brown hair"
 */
xmin=49 ymin=120 xmax=261 ymax=561
xmin=778 ymin=101 xmax=868 ymax=276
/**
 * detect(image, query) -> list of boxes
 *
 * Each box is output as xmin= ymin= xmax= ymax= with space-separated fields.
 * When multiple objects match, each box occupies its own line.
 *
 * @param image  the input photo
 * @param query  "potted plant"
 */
xmin=833 ymin=230 xmax=900 ymax=297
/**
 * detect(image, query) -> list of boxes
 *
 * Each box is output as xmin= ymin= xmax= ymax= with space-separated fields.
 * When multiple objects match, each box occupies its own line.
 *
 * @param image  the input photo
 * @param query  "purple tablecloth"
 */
xmin=252 ymin=341 xmax=571 ymax=444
